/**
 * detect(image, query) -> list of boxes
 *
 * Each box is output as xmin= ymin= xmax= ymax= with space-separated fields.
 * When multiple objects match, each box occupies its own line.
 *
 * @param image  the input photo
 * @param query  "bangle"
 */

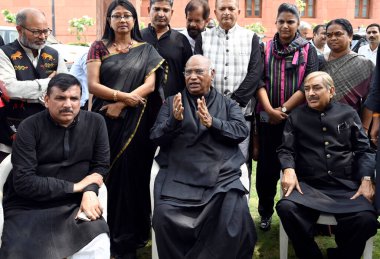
xmin=113 ymin=90 xmax=119 ymax=102
xmin=372 ymin=113 xmax=380 ymax=118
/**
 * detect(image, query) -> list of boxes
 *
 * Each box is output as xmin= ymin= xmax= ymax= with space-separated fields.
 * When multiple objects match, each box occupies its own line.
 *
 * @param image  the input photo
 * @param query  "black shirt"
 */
xmin=141 ymin=24 xmax=193 ymax=98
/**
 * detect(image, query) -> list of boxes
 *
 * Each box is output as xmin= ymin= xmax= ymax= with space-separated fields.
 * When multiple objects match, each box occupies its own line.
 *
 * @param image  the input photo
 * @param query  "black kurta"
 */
xmin=277 ymin=102 xmax=375 ymax=213
xmin=0 ymin=110 xmax=110 ymax=259
xmin=150 ymin=88 xmax=256 ymax=259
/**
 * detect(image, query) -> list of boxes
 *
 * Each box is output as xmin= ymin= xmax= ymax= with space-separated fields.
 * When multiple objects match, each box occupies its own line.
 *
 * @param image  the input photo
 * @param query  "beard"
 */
xmin=187 ymin=28 xmax=202 ymax=39
xmin=20 ymin=33 xmax=46 ymax=50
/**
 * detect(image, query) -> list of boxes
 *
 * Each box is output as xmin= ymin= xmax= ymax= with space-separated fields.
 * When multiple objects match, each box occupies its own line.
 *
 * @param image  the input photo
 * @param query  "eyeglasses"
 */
xmin=21 ymin=25 xmax=52 ymax=36
xmin=326 ymin=31 xmax=346 ymax=39
xmin=183 ymin=68 xmax=212 ymax=77
xmin=110 ymin=14 xmax=134 ymax=21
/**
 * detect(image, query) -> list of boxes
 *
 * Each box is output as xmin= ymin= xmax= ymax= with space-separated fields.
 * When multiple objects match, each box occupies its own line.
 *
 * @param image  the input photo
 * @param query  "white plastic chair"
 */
xmin=279 ymin=214 xmax=374 ymax=259
xmin=0 ymin=154 xmax=12 ymax=247
xmin=149 ymin=147 xmax=250 ymax=259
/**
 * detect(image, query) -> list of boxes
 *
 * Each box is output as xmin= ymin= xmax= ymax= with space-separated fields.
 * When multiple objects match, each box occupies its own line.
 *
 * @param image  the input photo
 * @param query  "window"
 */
xmin=245 ymin=0 xmax=262 ymax=18
xmin=355 ymin=0 xmax=370 ymax=18
xmin=300 ymin=0 xmax=315 ymax=18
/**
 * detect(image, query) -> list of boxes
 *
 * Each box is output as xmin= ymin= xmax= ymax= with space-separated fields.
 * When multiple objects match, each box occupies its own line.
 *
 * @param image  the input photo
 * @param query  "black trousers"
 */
xmin=256 ymin=121 xmax=285 ymax=218
xmin=276 ymin=200 xmax=377 ymax=259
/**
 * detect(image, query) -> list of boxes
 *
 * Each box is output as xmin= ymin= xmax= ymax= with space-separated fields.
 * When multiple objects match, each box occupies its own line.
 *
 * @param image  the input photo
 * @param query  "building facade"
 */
xmin=0 ymin=0 xmax=379 ymax=43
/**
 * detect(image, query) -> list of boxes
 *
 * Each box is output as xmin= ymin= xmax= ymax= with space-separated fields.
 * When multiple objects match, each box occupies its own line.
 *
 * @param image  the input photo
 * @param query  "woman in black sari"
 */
xmin=87 ymin=1 xmax=164 ymax=258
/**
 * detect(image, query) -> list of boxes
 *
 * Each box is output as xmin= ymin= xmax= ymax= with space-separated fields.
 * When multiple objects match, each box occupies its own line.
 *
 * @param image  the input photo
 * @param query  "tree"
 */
xmin=1 ymin=9 xmax=16 ymax=24
xmin=245 ymin=22 xmax=266 ymax=43
xmin=295 ymin=0 xmax=306 ymax=14
xmin=68 ymin=15 xmax=94 ymax=44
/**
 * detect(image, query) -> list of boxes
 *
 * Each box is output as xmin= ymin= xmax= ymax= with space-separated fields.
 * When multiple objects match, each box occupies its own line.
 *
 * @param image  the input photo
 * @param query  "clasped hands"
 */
xmin=73 ymin=173 xmax=104 ymax=221
xmin=100 ymin=92 xmax=146 ymax=119
xmin=173 ymin=93 xmax=212 ymax=128
xmin=281 ymin=168 xmax=375 ymax=203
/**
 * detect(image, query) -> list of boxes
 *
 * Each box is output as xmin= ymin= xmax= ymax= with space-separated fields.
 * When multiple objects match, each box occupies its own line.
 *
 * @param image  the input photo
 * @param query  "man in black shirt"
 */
xmin=141 ymin=0 xmax=192 ymax=98
xmin=0 ymin=74 xmax=110 ymax=258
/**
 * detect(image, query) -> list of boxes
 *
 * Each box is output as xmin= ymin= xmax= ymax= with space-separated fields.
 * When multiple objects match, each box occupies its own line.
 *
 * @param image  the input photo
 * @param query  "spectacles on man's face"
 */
xmin=21 ymin=25 xmax=52 ymax=36
xmin=110 ymin=14 xmax=134 ymax=21
xmin=183 ymin=68 xmax=212 ymax=77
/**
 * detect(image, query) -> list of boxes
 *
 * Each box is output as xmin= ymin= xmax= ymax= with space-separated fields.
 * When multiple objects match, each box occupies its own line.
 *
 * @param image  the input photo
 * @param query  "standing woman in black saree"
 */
xmin=87 ymin=0 xmax=164 ymax=258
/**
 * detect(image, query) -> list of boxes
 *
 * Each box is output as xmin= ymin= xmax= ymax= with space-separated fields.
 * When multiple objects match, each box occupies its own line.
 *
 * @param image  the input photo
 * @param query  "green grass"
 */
xmin=137 ymin=162 xmax=380 ymax=258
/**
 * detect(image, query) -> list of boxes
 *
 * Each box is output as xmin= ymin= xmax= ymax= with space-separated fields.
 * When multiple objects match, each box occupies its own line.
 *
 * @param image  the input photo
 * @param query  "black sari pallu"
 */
xmin=92 ymin=42 xmax=165 ymax=256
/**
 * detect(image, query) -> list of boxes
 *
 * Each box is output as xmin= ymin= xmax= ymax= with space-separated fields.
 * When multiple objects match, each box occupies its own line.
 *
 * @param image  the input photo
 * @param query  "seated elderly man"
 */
xmin=276 ymin=71 xmax=377 ymax=259
xmin=0 ymin=74 xmax=110 ymax=258
xmin=150 ymin=55 xmax=256 ymax=259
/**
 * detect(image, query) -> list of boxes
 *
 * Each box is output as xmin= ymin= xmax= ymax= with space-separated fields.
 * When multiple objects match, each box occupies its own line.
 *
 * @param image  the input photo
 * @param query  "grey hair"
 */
xmin=299 ymin=21 xmax=312 ymax=31
xmin=16 ymin=8 xmax=45 ymax=26
xmin=304 ymin=71 xmax=334 ymax=90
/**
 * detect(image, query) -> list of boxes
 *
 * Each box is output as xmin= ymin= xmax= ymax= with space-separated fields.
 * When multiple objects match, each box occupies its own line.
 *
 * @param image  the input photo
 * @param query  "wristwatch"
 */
xmin=362 ymin=176 xmax=372 ymax=182
xmin=281 ymin=106 xmax=287 ymax=113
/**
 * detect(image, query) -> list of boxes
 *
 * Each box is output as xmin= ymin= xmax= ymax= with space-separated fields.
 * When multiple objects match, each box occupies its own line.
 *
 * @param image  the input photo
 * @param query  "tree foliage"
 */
xmin=68 ymin=15 xmax=94 ymax=43
xmin=1 ymin=9 xmax=16 ymax=24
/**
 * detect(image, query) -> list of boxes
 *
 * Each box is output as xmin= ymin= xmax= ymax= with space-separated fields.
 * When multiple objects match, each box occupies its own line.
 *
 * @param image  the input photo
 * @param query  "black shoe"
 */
xmin=259 ymin=216 xmax=272 ymax=231
xmin=327 ymin=248 xmax=339 ymax=259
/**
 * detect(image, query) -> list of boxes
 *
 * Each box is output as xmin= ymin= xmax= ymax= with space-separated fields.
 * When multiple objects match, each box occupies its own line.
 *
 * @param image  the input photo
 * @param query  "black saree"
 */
xmin=91 ymin=41 xmax=165 ymax=256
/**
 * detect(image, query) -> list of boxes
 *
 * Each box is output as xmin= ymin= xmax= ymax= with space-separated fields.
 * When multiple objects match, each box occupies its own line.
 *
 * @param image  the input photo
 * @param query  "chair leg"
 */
xmin=279 ymin=220 xmax=288 ymax=259
xmin=362 ymin=236 xmax=373 ymax=259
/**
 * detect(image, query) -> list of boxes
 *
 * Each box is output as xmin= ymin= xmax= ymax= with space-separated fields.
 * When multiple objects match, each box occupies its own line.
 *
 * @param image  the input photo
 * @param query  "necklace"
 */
xmin=112 ymin=41 xmax=133 ymax=53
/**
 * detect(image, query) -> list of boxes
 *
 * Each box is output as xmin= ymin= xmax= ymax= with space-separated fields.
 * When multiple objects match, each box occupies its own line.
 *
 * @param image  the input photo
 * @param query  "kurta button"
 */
xmin=225 ymin=63 xmax=229 ymax=66
xmin=324 ymin=141 xmax=329 ymax=146
xmin=328 ymin=170 xmax=332 ymax=175
xmin=326 ymin=154 xmax=331 ymax=158
xmin=321 ymin=113 xmax=325 ymax=117
xmin=226 ymin=49 xmax=229 ymax=52
xmin=322 ymin=127 xmax=327 ymax=131
xmin=226 ymin=36 xmax=229 ymax=40
xmin=224 ymin=76 xmax=228 ymax=80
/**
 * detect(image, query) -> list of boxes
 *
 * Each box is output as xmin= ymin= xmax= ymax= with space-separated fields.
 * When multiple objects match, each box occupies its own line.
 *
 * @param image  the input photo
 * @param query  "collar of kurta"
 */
xmin=306 ymin=102 xmax=334 ymax=114
xmin=216 ymin=23 xmax=239 ymax=36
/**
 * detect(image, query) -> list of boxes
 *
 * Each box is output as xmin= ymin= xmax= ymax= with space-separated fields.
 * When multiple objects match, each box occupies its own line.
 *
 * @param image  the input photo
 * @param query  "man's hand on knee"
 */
xmin=351 ymin=177 xmax=375 ymax=203
xmin=282 ymin=168 xmax=303 ymax=197
xmin=76 ymin=191 xmax=103 ymax=221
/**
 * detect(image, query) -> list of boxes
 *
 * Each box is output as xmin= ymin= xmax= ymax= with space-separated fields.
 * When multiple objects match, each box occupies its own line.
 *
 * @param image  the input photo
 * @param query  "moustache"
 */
xmin=59 ymin=108 xmax=73 ymax=113
xmin=307 ymin=97 xmax=319 ymax=101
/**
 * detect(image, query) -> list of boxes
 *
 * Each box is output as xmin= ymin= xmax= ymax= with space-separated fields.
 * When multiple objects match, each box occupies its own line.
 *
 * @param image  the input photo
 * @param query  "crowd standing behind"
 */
xmin=0 ymin=0 xmax=379 ymax=258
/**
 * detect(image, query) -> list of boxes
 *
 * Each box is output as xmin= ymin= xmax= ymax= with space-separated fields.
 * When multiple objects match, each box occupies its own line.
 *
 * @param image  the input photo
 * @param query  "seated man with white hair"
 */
xmin=276 ymin=71 xmax=377 ymax=259
xmin=150 ymin=55 xmax=256 ymax=259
